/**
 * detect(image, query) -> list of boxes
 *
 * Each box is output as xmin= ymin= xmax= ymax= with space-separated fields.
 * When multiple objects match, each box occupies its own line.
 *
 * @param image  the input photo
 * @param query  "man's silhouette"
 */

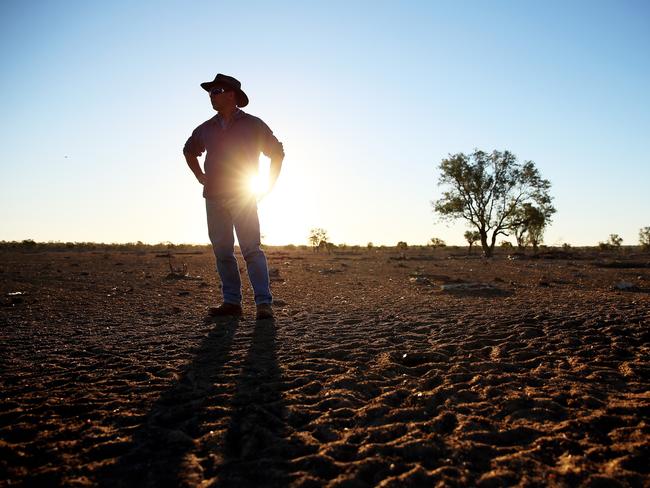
xmin=183 ymin=74 xmax=284 ymax=320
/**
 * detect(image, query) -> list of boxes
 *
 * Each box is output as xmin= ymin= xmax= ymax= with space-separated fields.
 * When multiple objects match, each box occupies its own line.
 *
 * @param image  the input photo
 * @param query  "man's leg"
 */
xmin=231 ymin=198 xmax=272 ymax=305
xmin=206 ymin=199 xmax=242 ymax=305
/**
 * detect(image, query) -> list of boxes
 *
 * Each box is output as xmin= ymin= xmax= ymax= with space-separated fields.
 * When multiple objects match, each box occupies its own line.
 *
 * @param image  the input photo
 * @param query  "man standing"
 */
xmin=183 ymin=74 xmax=284 ymax=320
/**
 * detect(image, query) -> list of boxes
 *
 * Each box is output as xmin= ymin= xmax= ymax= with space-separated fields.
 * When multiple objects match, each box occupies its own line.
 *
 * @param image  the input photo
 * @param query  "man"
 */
xmin=183 ymin=74 xmax=284 ymax=320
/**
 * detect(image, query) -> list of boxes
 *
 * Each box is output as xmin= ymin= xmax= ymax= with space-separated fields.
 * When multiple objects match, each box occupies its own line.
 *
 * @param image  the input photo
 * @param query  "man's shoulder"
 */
xmin=194 ymin=115 xmax=219 ymax=132
xmin=238 ymin=111 xmax=269 ymax=128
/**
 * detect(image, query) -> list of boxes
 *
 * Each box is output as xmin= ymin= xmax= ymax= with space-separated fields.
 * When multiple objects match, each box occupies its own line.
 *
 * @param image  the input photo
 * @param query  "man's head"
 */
xmin=208 ymin=87 xmax=237 ymax=112
xmin=200 ymin=73 xmax=249 ymax=110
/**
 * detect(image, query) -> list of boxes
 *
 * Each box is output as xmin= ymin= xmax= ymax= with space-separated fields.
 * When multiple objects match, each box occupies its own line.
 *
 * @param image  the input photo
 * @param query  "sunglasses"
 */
xmin=209 ymin=87 xmax=229 ymax=97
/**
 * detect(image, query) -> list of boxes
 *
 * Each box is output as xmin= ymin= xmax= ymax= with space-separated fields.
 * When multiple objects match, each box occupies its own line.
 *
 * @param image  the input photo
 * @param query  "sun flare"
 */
xmin=249 ymin=172 xmax=270 ymax=196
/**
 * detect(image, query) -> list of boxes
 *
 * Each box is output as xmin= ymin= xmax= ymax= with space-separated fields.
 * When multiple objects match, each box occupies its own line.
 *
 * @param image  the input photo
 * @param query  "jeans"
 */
xmin=205 ymin=197 xmax=272 ymax=305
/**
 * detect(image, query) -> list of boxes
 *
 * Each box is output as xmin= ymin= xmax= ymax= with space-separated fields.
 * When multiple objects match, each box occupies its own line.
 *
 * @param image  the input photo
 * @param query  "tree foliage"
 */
xmin=433 ymin=149 xmax=554 ymax=257
xmin=510 ymin=203 xmax=552 ymax=252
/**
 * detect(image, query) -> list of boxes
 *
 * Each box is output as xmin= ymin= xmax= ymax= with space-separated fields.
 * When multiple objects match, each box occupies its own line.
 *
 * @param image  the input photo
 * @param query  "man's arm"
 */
xmin=183 ymin=127 xmax=206 ymax=185
xmin=260 ymin=121 xmax=284 ymax=193
xmin=184 ymin=152 xmax=207 ymax=185
xmin=268 ymin=153 xmax=283 ymax=191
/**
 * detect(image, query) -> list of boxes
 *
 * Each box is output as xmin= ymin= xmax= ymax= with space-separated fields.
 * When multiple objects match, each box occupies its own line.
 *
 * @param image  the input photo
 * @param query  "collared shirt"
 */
xmin=215 ymin=108 xmax=243 ymax=129
xmin=183 ymin=110 xmax=284 ymax=198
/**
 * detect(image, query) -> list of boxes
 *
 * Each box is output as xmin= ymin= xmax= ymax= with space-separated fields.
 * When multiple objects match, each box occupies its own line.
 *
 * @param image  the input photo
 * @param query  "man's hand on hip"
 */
xmin=196 ymin=173 xmax=207 ymax=185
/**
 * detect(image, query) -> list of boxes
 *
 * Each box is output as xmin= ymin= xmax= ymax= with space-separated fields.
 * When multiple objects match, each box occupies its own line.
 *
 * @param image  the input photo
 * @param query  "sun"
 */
xmin=249 ymin=170 xmax=270 ymax=197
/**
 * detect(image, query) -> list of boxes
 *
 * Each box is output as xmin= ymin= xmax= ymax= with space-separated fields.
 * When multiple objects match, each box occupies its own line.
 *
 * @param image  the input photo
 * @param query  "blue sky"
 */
xmin=1 ymin=0 xmax=648 ymax=246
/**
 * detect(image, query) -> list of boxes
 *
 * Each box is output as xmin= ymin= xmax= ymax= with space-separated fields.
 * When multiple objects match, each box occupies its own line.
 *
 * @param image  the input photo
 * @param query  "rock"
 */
xmin=409 ymin=277 xmax=431 ymax=285
xmin=614 ymin=281 xmax=636 ymax=291
xmin=319 ymin=268 xmax=341 ymax=275
xmin=440 ymin=283 xmax=498 ymax=291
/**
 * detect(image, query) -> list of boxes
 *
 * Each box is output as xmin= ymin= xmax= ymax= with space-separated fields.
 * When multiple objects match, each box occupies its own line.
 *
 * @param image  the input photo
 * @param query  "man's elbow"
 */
xmin=183 ymin=147 xmax=196 ymax=160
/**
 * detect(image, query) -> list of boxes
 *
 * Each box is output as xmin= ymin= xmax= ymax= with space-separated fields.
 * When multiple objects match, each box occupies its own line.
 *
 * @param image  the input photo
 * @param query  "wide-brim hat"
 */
xmin=200 ymin=73 xmax=249 ymax=107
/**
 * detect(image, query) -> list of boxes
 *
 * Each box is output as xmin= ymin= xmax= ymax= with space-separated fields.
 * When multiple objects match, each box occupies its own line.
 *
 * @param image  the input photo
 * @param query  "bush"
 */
xmin=396 ymin=241 xmax=408 ymax=250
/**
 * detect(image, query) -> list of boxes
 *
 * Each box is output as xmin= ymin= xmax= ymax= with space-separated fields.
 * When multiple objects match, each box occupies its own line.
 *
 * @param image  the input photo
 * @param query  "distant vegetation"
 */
xmin=464 ymin=231 xmax=480 ymax=254
xmin=0 ymin=240 xmax=211 ymax=253
xmin=639 ymin=227 xmax=650 ymax=250
xmin=433 ymin=149 xmax=555 ymax=257
xmin=308 ymin=228 xmax=333 ymax=252
xmin=2 ymin=239 xmax=649 ymax=256
xmin=598 ymin=234 xmax=623 ymax=251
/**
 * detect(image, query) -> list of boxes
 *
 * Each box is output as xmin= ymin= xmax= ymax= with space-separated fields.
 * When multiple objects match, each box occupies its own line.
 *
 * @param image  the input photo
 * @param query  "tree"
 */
xmin=609 ymin=234 xmax=623 ymax=248
xmin=526 ymin=209 xmax=547 ymax=253
xmin=510 ymin=203 xmax=552 ymax=253
xmin=640 ymin=227 xmax=650 ymax=251
xmin=429 ymin=237 xmax=446 ymax=248
xmin=396 ymin=241 xmax=408 ymax=250
xmin=308 ymin=228 xmax=328 ymax=251
xmin=433 ymin=149 xmax=554 ymax=257
xmin=598 ymin=234 xmax=623 ymax=251
xmin=464 ymin=230 xmax=480 ymax=254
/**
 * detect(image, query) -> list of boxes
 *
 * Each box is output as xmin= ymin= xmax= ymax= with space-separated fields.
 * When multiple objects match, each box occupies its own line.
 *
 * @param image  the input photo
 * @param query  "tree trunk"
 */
xmin=487 ymin=232 xmax=498 ymax=258
xmin=480 ymin=232 xmax=491 ymax=257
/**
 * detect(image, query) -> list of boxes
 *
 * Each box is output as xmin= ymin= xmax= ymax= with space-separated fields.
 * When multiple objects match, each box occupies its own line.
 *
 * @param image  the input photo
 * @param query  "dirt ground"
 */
xmin=1 ymin=246 xmax=649 ymax=487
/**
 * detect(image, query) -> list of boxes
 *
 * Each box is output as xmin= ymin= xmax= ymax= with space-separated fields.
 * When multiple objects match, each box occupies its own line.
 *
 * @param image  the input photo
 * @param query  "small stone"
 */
xmin=614 ymin=281 xmax=635 ymax=291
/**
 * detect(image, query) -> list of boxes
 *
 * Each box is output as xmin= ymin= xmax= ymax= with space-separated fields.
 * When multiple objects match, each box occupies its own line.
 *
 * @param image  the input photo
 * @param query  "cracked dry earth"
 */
xmin=1 ymin=248 xmax=649 ymax=487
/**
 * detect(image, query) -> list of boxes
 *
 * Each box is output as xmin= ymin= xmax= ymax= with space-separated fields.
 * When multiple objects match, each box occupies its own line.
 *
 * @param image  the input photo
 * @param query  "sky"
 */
xmin=1 ymin=0 xmax=648 ymax=246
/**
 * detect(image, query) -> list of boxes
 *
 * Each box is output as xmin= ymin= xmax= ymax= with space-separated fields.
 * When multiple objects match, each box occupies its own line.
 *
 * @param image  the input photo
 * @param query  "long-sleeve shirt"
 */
xmin=183 ymin=109 xmax=284 ymax=198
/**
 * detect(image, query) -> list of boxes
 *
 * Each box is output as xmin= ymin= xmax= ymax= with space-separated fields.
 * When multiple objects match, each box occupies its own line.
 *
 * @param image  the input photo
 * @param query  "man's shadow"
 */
xmin=99 ymin=318 xmax=292 ymax=487
xmin=206 ymin=318 xmax=291 ymax=487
